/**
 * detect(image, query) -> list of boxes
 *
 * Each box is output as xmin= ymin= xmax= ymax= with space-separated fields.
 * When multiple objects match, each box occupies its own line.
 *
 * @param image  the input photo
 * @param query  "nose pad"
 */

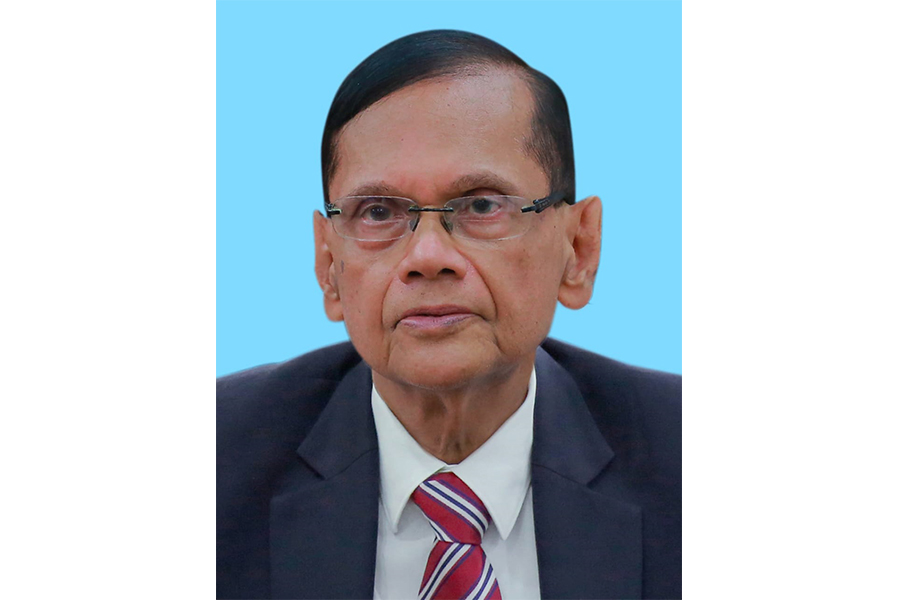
xmin=408 ymin=215 xmax=454 ymax=235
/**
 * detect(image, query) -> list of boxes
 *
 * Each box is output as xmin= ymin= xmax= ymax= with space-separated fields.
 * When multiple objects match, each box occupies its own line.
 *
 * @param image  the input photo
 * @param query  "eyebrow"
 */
xmin=451 ymin=172 xmax=521 ymax=196
xmin=345 ymin=172 xmax=522 ymax=200
xmin=344 ymin=181 xmax=400 ymax=197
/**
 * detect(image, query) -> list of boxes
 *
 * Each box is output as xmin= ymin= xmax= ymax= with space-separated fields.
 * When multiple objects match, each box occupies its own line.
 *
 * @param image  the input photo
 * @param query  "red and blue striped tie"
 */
xmin=412 ymin=472 xmax=502 ymax=600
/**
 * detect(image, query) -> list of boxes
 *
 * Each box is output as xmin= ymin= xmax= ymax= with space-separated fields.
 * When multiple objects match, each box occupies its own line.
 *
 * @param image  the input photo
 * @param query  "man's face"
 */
xmin=315 ymin=70 xmax=587 ymax=391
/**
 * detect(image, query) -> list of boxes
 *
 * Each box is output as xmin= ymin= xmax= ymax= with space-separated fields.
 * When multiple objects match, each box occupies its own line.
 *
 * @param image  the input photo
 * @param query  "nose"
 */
xmin=398 ymin=212 xmax=468 ymax=282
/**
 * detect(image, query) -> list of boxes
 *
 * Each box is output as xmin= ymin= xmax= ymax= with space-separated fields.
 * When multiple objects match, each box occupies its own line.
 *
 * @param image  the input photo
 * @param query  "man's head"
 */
xmin=314 ymin=30 xmax=602 ymax=392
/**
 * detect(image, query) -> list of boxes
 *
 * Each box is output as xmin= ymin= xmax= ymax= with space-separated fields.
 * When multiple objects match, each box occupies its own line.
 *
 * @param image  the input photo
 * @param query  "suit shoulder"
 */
xmin=541 ymin=337 xmax=681 ymax=410
xmin=217 ymin=342 xmax=362 ymax=436
xmin=540 ymin=337 xmax=681 ymax=464
xmin=541 ymin=338 xmax=681 ymax=523
xmin=217 ymin=341 xmax=361 ymax=395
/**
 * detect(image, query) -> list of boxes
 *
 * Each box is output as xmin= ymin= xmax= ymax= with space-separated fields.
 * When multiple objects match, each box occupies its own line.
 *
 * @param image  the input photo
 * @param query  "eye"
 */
xmin=362 ymin=203 xmax=393 ymax=221
xmin=469 ymin=197 xmax=501 ymax=215
xmin=351 ymin=198 xmax=404 ymax=222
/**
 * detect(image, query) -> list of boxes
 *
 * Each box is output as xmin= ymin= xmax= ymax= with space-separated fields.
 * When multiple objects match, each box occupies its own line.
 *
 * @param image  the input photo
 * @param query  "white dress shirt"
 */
xmin=371 ymin=368 xmax=541 ymax=600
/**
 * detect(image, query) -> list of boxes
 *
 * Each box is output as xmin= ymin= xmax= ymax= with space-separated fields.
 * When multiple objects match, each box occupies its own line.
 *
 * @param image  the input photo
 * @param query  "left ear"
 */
xmin=558 ymin=195 xmax=603 ymax=309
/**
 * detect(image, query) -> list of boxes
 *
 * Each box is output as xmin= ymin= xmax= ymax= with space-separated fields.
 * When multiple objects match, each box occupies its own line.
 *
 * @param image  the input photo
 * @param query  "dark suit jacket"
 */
xmin=218 ymin=338 xmax=681 ymax=599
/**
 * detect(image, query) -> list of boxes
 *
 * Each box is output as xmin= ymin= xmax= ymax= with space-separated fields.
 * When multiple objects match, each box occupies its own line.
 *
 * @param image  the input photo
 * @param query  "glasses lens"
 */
xmin=332 ymin=196 xmax=413 ymax=241
xmin=447 ymin=196 xmax=527 ymax=240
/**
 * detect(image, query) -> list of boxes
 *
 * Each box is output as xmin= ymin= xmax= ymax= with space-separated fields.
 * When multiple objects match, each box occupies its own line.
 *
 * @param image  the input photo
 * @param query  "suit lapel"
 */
xmin=269 ymin=361 xmax=380 ymax=599
xmin=532 ymin=348 xmax=643 ymax=599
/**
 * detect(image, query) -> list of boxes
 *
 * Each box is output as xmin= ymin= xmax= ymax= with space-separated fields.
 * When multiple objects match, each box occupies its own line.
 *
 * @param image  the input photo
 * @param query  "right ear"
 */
xmin=313 ymin=211 xmax=344 ymax=322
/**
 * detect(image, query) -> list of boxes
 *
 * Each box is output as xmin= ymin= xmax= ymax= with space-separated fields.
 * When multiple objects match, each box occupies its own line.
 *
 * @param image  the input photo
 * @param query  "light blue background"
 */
xmin=217 ymin=1 xmax=681 ymax=377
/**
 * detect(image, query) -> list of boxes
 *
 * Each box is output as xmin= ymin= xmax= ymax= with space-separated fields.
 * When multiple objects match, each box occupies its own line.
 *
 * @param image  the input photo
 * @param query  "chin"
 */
xmin=383 ymin=338 xmax=508 ymax=391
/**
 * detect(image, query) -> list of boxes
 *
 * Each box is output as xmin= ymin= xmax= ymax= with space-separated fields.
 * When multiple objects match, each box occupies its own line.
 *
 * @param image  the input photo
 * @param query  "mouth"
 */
xmin=397 ymin=305 xmax=477 ymax=331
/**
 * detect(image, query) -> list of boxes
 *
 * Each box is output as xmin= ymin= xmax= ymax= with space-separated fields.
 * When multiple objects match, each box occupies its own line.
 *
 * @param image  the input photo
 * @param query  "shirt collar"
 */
xmin=371 ymin=367 xmax=535 ymax=540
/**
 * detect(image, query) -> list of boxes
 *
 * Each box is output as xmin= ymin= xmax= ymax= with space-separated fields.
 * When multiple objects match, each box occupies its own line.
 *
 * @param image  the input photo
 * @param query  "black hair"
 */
xmin=321 ymin=30 xmax=575 ymax=204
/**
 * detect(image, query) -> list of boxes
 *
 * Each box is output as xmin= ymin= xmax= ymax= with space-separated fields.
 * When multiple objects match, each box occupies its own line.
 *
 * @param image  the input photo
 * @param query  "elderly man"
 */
xmin=218 ymin=30 xmax=681 ymax=600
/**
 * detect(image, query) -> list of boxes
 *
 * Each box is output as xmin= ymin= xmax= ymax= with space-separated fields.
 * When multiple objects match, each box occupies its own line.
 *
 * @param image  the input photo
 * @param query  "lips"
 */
xmin=399 ymin=305 xmax=472 ymax=319
xmin=397 ymin=305 xmax=476 ymax=330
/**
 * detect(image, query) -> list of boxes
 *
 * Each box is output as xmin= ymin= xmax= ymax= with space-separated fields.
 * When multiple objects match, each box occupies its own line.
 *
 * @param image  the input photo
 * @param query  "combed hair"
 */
xmin=321 ymin=30 xmax=575 ymax=204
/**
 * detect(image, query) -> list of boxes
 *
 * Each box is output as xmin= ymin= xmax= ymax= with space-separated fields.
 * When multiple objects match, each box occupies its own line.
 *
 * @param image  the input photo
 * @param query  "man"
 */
xmin=218 ymin=30 xmax=681 ymax=600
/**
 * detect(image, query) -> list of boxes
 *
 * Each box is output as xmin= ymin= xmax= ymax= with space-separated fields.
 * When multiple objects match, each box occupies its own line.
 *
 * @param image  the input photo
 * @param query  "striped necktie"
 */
xmin=411 ymin=472 xmax=502 ymax=600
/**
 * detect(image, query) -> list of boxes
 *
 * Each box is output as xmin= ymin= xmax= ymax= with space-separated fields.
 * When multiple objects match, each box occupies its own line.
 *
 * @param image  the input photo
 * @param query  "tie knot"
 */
xmin=412 ymin=472 xmax=491 ymax=545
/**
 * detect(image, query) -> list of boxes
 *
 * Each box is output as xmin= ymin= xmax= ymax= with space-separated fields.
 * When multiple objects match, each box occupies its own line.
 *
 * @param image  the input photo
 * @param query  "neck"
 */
xmin=373 ymin=360 xmax=533 ymax=464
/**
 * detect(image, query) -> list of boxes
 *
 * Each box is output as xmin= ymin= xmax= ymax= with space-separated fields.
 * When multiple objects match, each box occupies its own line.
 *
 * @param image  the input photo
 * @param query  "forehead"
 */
xmin=330 ymin=70 xmax=549 ymax=200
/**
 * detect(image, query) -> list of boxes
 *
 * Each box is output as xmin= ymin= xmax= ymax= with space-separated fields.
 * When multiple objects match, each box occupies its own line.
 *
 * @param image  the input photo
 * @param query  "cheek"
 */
xmin=480 ymin=251 xmax=557 ymax=332
xmin=493 ymin=238 xmax=567 ymax=335
xmin=335 ymin=256 xmax=392 ymax=332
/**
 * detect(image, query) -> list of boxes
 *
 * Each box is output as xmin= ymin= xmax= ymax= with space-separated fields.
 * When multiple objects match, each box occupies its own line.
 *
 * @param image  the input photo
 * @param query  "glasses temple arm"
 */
xmin=521 ymin=192 xmax=572 ymax=214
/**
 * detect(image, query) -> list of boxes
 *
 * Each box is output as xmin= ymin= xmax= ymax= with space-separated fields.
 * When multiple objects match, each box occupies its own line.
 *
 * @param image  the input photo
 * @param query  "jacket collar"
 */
xmin=269 ymin=360 xmax=380 ymax=599
xmin=532 ymin=346 xmax=614 ymax=481
xmin=532 ymin=347 xmax=643 ymax=599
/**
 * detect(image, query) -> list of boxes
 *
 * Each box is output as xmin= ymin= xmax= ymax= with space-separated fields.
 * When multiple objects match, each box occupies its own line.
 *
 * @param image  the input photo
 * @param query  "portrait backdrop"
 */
xmin=217 ymin=0 xmax=682 ymax=377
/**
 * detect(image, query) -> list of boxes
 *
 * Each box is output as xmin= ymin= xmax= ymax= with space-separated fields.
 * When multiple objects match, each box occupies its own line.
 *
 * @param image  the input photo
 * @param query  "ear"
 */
xmin=313 ymin=211 xmax=344 ymax=322
xmin=558 ymin=196 xmax=603 ymax=309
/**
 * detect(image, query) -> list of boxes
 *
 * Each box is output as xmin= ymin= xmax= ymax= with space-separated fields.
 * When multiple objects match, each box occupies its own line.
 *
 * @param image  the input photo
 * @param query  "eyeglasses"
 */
xmin=325 ymin=192 xmax=572 ymax=242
